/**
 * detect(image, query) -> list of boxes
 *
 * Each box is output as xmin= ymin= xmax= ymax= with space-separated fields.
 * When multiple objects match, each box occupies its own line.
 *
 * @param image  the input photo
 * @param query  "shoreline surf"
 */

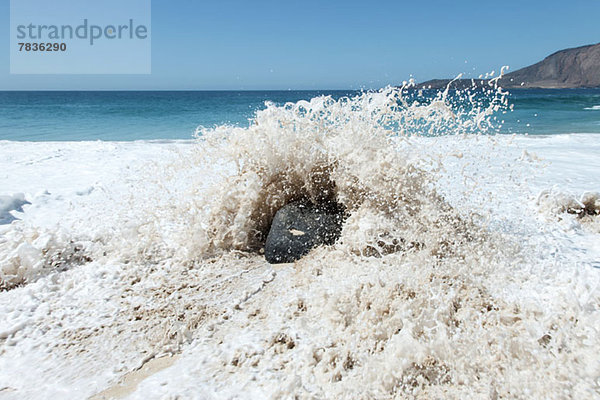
xmin=0 ymin=88 xmax=599 ymax=398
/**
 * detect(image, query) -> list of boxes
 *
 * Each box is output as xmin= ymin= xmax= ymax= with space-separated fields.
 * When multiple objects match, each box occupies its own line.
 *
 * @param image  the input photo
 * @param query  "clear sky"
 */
xmin=1 ymin=0 xmax=599 ymax=90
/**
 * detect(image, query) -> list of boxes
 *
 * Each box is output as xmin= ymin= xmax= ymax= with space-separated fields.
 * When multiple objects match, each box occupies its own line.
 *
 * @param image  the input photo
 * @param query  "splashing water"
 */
xmin=1 ymin=82 xmax=599 ymax=399
xmin=184 ymin=83 xmax=510 ymax=257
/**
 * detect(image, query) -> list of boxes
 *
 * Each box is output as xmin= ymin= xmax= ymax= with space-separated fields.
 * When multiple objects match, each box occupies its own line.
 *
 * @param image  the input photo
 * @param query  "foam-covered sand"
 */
xmin=1 ymin=87 xmax=599 ymax=399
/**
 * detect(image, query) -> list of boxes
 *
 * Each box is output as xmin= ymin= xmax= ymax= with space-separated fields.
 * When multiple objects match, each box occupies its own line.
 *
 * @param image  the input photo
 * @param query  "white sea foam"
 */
xmin=0 ymin=193 xmax=29 ymax=225
xmin=537 ymin=189 xmax=600 ymax=233
xmin=584 ymin=105 xmax=600 ymax=110
xmin=0 ymin=87 xmax=599 ymax=399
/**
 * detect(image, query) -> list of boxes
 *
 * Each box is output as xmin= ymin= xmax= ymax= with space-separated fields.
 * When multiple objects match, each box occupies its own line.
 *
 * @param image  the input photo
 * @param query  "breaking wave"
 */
xmin=2 ymin=81 xmax=600 ymax=399
xmin=1 ymin=81 xmax=513 ymax=290
xmin=181 ymin=82 xmax=510 ymax=260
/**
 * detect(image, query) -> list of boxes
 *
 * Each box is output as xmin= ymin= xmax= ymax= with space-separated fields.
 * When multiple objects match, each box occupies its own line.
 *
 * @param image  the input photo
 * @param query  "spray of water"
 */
xmin=2 ymin=81 xmax=599 ymax=399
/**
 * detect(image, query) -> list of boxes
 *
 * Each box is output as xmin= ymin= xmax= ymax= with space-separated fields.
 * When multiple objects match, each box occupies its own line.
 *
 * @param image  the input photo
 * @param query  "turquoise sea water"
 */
xmin=0 ymin=89 xmax=599 ymax=141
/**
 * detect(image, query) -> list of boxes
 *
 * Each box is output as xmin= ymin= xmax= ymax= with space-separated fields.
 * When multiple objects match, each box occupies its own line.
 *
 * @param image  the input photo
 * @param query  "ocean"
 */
xmin=1 ymin=88 xmax=600 ymax=141
xmin=0 ymin=87 xmax=599 ymax=399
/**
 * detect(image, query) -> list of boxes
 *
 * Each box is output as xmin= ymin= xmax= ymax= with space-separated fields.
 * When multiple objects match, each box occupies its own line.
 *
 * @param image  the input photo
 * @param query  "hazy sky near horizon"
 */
xmin=1 ymin=0 xmax=599 ymax=90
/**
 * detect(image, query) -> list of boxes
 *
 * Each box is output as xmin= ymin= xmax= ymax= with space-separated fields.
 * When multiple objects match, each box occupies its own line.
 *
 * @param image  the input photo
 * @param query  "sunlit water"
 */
xmin=1 ymin=88 xmax=600 ymax=141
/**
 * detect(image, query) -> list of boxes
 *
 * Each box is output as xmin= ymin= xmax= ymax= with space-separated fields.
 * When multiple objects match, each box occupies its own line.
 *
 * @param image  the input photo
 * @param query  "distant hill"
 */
xmin=419 ymin=43 xmax=600 ymax=89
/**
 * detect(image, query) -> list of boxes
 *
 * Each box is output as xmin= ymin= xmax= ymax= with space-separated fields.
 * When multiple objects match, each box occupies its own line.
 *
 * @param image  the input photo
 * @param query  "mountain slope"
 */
xmin=419 ymin=43 xmax=600 ymax=89
xmin=502 ymin=43 xmax=600 ymax=88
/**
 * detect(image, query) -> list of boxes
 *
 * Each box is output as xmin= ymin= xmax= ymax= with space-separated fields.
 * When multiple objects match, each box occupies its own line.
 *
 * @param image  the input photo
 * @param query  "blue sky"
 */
xmin=1 ymin=0 xmax=599 ymax=90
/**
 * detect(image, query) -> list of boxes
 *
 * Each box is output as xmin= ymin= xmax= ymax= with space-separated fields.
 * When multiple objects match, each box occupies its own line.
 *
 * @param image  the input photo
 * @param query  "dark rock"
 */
xmin=264 ymin=201 xmax=345 ymax=264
